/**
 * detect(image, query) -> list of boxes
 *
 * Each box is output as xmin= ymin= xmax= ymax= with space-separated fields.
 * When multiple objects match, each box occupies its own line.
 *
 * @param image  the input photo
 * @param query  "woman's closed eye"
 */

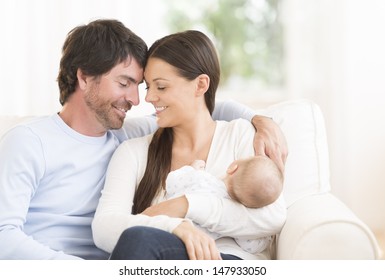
xmin=145 ymin=85 xmax=166 ymax=91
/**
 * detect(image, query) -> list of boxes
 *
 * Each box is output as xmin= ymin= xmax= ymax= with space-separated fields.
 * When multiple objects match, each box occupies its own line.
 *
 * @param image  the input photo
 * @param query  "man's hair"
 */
xmin=57 ymin=19 xmax=147 ymax=105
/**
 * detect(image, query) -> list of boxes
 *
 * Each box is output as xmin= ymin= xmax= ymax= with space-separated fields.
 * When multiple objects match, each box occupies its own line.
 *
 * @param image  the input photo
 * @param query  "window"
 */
xmin=163 ymin=0 xmax=284 ymax=103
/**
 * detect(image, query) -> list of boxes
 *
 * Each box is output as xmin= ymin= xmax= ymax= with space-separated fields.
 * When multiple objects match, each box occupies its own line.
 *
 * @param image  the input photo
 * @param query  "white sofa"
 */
xmin=0 ymin=99 xmax=380 ymax=259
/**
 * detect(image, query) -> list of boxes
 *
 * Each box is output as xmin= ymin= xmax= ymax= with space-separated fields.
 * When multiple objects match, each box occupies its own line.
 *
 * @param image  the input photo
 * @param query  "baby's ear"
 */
xmin=226 ymin=163 xmax=238 ymax=175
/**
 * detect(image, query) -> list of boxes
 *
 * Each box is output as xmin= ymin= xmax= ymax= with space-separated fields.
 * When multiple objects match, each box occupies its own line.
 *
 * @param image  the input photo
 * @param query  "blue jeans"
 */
xmin=109 ymin=226 xmax=242 ymax=260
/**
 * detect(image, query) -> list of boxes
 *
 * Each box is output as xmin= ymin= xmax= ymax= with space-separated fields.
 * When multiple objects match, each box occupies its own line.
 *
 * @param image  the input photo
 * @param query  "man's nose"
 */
xmin=126 ymin=87 xmax=140 ymax=106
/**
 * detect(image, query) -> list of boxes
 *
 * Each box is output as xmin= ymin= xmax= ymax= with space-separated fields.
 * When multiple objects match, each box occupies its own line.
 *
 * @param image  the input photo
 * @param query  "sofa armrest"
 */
xmin=276 ymin=193 xmax=380 ymax=259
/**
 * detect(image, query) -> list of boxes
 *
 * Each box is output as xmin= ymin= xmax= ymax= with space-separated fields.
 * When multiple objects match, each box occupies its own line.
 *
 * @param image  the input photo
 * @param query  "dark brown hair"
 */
xmin=132 ymin=30 xmax=220 ymax=214
xmin=57 ymin=19 xmax=147 ymax=105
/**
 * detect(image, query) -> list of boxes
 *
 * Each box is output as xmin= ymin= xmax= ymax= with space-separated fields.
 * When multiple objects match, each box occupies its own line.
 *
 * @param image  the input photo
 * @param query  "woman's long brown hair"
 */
xmin=132 ymin=30 xmax=220 ymax=214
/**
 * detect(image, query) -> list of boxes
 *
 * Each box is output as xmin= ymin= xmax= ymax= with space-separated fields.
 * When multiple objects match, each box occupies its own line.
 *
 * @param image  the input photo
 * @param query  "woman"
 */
xmin=92 ymin=30 xmax=287 ymax=260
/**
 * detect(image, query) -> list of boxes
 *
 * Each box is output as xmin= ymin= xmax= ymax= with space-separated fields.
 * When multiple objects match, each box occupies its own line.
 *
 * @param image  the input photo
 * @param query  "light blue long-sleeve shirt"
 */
xmin=0 ymin=100 xmax=254 ymax=259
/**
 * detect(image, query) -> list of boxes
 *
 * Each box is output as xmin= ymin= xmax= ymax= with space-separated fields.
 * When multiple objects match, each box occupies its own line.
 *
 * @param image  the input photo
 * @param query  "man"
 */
xmin=0 ymin=19 xmax=287 ymax=259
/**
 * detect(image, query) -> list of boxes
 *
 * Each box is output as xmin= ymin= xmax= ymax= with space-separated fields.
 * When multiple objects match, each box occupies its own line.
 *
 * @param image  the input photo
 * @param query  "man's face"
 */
xmin=84 ymin=57 xmax=143 ymax=130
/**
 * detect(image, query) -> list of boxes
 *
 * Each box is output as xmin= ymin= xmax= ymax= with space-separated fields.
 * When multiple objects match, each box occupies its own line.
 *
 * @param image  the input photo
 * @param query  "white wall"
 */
xmin=0 ymin=0 xmax=165 ymax=116
xmin=284 ymin=0 xmax=385 ymax=232
xmin=343 ymin=1 xmax=385 ymax=231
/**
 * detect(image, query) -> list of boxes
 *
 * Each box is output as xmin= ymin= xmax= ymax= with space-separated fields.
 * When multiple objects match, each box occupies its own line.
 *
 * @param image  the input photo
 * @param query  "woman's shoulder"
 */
xmin=122 ymin=133 xmax=153 ymax=144
xmin=212 ymin=119 xmax=255 ymax=149
xmin=109 ymin=134 xmax=153 ymax=168
xmin=116 ymin=133 xmax=154 ymax=153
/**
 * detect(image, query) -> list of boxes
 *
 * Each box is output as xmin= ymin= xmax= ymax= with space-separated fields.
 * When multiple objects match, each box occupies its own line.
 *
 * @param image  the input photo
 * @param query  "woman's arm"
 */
xmin=94 ymin=136 xmax=222 ymax=259
xmin=186 ymin=193 xmax=287 ymax=239
xmin=92 ymin=136 xmax=186 ymax=253
xmin=144 ymin=194 xmax=287 ymax=239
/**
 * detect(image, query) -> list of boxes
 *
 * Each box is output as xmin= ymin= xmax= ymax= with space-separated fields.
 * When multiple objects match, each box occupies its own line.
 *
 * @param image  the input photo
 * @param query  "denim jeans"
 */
xmin=109 ymin=226 xmax=242 ymax=260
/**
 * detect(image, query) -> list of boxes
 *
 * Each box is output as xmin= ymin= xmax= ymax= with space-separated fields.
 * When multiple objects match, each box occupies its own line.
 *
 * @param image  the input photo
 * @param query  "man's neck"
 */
xmin=59 ymin=99 xmax=106 ymax=137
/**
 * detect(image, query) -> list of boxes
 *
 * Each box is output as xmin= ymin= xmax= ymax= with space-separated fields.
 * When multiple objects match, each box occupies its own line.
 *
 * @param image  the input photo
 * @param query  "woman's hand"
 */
xmin=173 ymin=220 xmax=222 ymax=260
xmin=251 ymin=115 xmax=288 ymax=173
xmin=142 ymin=198 xmax=221 ymax=259
xmin=142 ymin=196 xmax=188 ymax=218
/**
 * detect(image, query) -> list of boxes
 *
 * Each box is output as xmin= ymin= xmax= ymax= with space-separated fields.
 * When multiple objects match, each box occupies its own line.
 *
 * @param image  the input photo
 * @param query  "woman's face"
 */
xmin=144 ymin=57 xmax=198 ymax=128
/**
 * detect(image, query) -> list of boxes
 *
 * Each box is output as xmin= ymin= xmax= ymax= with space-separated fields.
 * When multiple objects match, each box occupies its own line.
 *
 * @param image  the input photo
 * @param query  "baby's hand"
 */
xmin=191 ymin=159 xmax=206 ymax=170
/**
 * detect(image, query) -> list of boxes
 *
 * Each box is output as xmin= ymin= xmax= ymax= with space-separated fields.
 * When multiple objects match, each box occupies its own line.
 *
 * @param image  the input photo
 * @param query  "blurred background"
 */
xmin=1 ymin=0 xmax=384 ymax=253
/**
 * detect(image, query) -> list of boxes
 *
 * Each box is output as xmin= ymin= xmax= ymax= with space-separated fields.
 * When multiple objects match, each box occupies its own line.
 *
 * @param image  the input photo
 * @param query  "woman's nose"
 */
xmin=145 ymin=89 xmax=158 ymax=103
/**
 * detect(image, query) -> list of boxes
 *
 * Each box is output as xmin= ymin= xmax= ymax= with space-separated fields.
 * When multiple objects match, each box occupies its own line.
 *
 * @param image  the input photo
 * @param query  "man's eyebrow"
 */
xmin=119 ymin=75 xmax=141 ymax=84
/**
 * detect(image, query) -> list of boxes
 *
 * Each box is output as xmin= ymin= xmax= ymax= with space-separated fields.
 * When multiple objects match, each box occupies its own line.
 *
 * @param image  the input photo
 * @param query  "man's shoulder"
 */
xmin=2 ymin=116 xmax=53 ymax=138
xmin=0 ymin=116 xmax=55 ymax=157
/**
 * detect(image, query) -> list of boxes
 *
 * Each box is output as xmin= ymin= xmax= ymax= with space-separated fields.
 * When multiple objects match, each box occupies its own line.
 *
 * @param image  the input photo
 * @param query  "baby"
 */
xmin=165 ymin=155 xmax=284 ymax=254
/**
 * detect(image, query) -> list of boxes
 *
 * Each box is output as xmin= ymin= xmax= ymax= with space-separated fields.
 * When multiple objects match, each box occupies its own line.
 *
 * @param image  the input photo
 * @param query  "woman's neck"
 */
xmin=171 ymin=112 xmax=216 ymax=170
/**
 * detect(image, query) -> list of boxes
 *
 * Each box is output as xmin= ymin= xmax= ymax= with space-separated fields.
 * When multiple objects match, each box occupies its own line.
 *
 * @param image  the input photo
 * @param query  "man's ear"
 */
xmin=226 ymin=163 xmax=239 ymax=175
xmin=76 ymin=69 xmax=88 ymax=90
xmin=195 ymin=74 xmax=210 ymax=96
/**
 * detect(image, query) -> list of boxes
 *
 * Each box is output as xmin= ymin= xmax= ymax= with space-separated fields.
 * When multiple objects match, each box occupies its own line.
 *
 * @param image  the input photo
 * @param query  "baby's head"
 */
xmin=224 ymin=155 xmax=283 ymax=208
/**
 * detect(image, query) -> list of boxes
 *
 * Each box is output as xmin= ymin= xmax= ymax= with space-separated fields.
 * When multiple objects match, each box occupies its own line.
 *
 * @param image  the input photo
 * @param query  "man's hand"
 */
xmin=251 ymin=115 xmax=288 ymax=173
